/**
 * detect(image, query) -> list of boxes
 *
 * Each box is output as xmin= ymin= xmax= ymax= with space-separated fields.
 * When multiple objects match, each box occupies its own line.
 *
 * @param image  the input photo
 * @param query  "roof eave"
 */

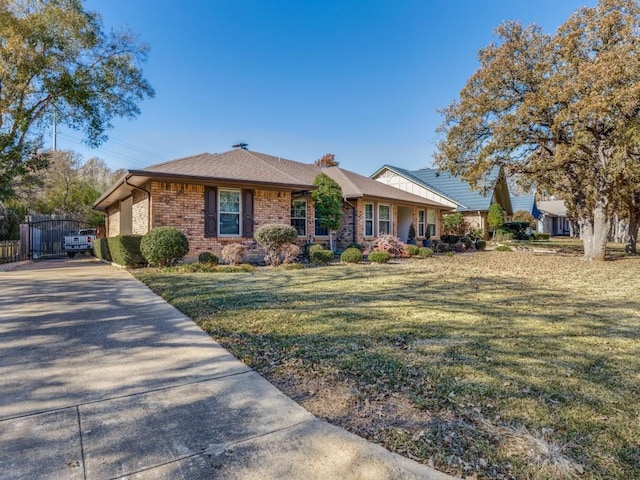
xmin=93 ymin=170 xmax=318 ymax=211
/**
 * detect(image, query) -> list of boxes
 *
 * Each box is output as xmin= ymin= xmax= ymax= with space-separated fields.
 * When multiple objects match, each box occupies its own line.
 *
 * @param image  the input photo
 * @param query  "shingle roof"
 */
xmin=95 ymin=149 xmax=444 ymax=209
xmin=379 ymin=165 xmax=500 ymax=212
xmin=537 ymin=200 xmax=567 ymax=217
xmin=322 ymin=167 xmax=442 ymax=206
xmin=138 ymin=149 xmax=316 ymax=187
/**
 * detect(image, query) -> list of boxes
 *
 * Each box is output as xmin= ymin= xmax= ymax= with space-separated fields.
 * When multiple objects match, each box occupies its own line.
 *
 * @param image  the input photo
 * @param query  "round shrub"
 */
xmin=475 ymin=240 xmax=487 ymax=250
xmin=367 ymin=251 xmax=392 ymax=263
xmin=418 ymin=247 xmax=433 ymax=258
xmin=308 ymin=243 xmax=326 ymax=254
xmin=310 ymin=249 xmax=334 ymax=265
xmin=494 ymin=245 xmax=512 ymax=252
xmin=140 ymin=227 xmax=189 ymax=267
xmin=406 ymin=244 xmax=420 ymax=256
xmin=198 ymin=251 xmax=219 ymax=264
xmin=340 ymin=247 xmax=363 ymax=264
xmin=256 ymin=224 xmax=298 ymax=266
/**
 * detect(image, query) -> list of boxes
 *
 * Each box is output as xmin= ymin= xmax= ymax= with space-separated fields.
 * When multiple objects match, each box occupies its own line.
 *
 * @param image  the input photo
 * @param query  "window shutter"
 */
xmin=242 ymin=190 xmax=254 ymax=238
xmin=204 ymin=187 xmax=217 ymax=237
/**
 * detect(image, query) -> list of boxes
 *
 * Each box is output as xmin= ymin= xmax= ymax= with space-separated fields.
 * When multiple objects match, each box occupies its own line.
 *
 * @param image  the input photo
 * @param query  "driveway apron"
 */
xmin=0 ymin=258 xmax=456 ymax=480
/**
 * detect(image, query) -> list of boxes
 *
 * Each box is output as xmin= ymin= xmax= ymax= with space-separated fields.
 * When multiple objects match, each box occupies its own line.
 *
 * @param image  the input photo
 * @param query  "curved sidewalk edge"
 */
xmin=0 ymin=258 xmax=458 ymax=480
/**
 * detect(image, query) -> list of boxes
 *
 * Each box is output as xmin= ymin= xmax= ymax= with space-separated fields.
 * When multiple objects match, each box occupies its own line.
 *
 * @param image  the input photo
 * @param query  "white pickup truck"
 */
xmin=63 ymin=229 xmax=97 ymax=258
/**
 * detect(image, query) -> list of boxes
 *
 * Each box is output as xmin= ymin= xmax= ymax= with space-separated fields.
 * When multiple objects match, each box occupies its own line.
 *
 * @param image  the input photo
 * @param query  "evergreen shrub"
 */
xmin=198 ymin=251 xmax=219 ymax=264
xmin=340 ymin=247 xmax=363 ymax=263
xmin=310 ymin=249 xmax=334 ymax=265
xmin=367 ymin=251 xmax=392 ymax=263
xmin=140 ymin=227 xmax=189 ymax=267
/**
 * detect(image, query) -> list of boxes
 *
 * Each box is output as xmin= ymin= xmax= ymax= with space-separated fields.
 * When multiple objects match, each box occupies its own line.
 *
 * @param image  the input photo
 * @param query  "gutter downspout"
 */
xmin=125 ymin=177 xmax=152 ymax=233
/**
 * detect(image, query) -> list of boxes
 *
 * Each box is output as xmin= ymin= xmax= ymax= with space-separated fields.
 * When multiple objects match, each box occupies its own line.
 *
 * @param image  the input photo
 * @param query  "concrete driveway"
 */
xmin=0 ymin=258 xmax=456 ymax=480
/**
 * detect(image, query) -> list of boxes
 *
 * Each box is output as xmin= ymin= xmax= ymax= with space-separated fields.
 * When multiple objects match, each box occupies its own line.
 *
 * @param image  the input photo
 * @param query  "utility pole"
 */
xmin=52 ymin=107 xmax=57 ymax=151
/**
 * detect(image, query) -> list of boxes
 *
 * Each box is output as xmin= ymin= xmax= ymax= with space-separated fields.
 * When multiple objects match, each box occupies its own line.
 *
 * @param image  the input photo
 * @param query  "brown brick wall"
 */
xmin=107 ymin=205 xmax=121 ymax=237
xmin=147 ymin=182 xmax=296 ymax=260
xmin=131 ymin=189 xmax=149 ymax=235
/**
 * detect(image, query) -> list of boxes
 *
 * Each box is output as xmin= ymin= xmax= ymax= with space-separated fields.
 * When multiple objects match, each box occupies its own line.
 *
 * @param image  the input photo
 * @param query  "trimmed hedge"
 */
xmin=441 ymin=234 xmax=461 ymax=244
xmin=94 ymin=237 xmax=111 ymax=262
xmin=310 ymin=249 xmax=334 ymax=265
xmin=532 ymin=232 xmax=550 ymax=240
xmin=107 ymin=235 xmax=146 ymax=267
xmin=340 ymin=247 xmax=363 ymax=263
xmin=494 ymin=245 xmax=513 ymax=252
xmin=367 ymin=251 xmax=392 ymax=263
xmin=418 ymin=247 xmax=433 ymax=258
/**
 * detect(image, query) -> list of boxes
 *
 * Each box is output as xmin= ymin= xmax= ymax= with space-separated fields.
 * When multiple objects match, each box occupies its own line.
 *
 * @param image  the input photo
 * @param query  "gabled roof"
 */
xmin=537 ymin=200 xmax=567 ymax=217
xmin=322 ymin=167 xmax=442 ymax=206
xmin=511 ymin=195 xmax=541 ymax=219
xmin=374 ymin=165 xmax=502 ymax=212
xmin=135 ymin=149 xmax=319 ymax=187
xmin=94 ymin=149 xmax=444 ymax=210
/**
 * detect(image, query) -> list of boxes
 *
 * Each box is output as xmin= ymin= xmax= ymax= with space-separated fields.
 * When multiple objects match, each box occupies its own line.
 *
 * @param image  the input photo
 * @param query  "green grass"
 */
xmin=134 ymin=252 xmax=640 ymax=479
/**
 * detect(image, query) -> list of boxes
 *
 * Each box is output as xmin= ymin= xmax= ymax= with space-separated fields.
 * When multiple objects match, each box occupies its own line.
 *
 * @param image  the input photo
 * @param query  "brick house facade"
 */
xmin=94 ymin=149 xmax=449 ymax=261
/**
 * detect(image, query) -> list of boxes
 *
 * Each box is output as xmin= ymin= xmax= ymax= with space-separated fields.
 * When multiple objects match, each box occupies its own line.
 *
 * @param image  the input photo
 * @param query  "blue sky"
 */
xmin=57 ymin=0 xmax=594 ymax=175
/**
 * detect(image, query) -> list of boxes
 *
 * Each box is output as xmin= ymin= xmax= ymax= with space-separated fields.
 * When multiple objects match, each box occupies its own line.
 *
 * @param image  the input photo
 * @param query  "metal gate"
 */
xmin=28 ymin=219 xmax=92 ymax=260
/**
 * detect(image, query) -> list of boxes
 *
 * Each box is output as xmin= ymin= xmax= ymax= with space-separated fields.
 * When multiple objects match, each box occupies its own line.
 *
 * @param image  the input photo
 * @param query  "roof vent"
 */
xmin=232 ymin=142 xmax=248 ymax=150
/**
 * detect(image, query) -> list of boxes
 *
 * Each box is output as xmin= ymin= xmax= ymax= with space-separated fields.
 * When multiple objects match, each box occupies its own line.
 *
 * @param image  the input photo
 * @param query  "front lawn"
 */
xmin=134 ymin=252 xmax=640 ymax=479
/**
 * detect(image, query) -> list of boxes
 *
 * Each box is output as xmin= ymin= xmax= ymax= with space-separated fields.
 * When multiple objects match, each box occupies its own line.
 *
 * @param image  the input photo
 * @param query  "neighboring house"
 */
xmin=371 ymin=165 xmax=512 ymax=238
xmin=93 ymin=148 xmax=446 ymax=259
xmin=510 ymin=195 xmax=541 ymax=221
xmin=537 ymin=199 xmax=572 ymax=236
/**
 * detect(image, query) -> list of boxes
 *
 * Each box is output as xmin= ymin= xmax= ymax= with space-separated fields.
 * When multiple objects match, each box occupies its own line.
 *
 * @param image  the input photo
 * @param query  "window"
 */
xmin=291 ymin=199 xmax=307 ymax=236
xmin=364 ymin=203 xmax=374 ymax=237
xmin=314 ymin=205 xmax=329 ymax=236
xmin=417 ymin=209 xmax=425 ymax=237
xmin=378 ymin=205 xmax=390 ymax=235
xmin=219 ymin=190 xmax=241 ymax=236
xmin=427 ymin=209 xmax=437 ymax=237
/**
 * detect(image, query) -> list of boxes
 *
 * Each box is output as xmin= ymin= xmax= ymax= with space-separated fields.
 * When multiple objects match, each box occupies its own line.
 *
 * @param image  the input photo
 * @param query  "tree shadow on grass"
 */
xmin=136 ymin=256 xmax=640 ymax=479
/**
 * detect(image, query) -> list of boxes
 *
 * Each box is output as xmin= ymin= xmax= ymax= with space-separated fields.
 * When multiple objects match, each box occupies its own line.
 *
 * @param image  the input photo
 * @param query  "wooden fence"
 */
xmin=0 ymin=240 xmax=20 ymax=264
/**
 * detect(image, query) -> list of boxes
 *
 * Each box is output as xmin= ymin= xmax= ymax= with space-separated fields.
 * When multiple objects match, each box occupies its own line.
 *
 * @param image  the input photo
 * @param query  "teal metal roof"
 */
xmin=511 ymin=195 xmax=541 ymax=218
xmin=381 ymin=165 xmax=500 ymax=212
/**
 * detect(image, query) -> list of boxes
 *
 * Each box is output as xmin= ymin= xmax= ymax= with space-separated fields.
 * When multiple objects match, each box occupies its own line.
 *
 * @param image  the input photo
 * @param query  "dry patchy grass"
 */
xmin=135 ymin=252 xmax=640 ymax=479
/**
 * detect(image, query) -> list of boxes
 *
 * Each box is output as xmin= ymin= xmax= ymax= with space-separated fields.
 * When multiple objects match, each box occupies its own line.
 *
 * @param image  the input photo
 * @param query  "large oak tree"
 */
xmin=434 ymin=0 xmax=640 ymax=261
xmin=0 ymin=0 xmax=154 ymax=197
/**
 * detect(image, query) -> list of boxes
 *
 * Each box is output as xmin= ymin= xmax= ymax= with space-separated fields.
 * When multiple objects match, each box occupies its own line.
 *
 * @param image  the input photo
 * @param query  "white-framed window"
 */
xmin=219 ymin=189 xmax=241 ymax=236
xmin=291 ymin=199 xmax=307 ymax=236
xmin=378 ymin=204 xmax=390 ymax=235
xmin=418 ymin=209 xmax=425 ymax=237
xmin=314 ymin=205 xmax=329 ymax=236
xmin=427 ymin=209 xmax=437 ymax=237
xmin=364 ymin=203 xmax=374 ymax=237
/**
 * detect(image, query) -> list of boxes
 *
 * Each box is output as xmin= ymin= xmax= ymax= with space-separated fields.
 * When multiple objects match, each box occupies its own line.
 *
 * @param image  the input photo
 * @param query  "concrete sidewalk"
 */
xmin=0 ymin=258 xmax=456 ymax=479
